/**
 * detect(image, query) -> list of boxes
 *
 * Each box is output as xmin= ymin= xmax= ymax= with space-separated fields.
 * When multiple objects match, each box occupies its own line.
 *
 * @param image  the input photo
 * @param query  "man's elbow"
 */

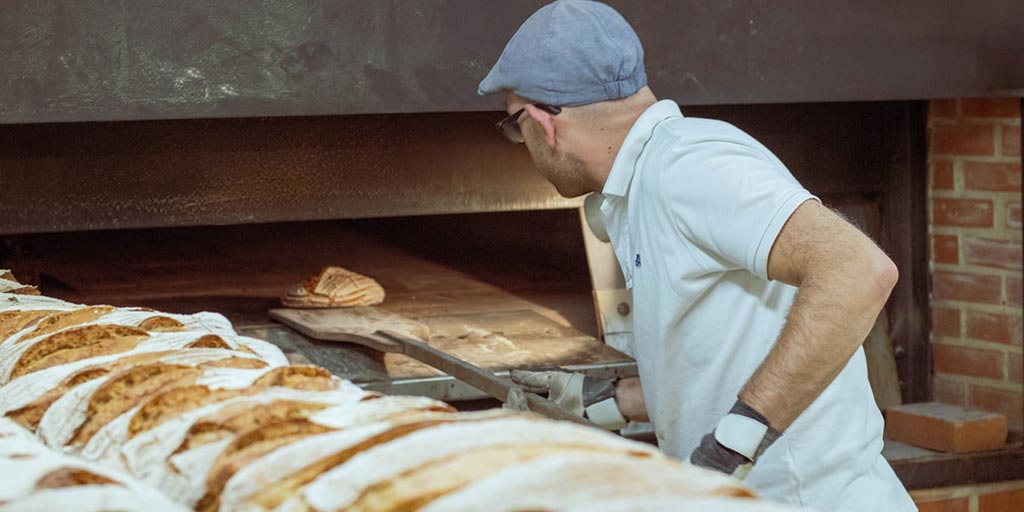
xmin=866 ymin=249 xmax=899 ymax=302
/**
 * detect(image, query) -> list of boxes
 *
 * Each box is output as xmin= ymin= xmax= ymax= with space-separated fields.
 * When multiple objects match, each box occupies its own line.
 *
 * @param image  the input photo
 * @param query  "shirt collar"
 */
xmin=601 ymin=100 xmax=683 ymax=198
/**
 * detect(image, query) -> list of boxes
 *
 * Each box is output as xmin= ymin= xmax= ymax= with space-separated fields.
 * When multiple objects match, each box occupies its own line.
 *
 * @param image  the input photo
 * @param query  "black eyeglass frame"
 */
xmin=495 ymin=103 xmax=562 ymax=143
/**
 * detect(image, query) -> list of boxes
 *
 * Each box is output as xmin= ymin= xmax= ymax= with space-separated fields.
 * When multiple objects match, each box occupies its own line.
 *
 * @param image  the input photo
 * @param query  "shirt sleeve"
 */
xmin=657 ymin=139 xmax=818 ymax=280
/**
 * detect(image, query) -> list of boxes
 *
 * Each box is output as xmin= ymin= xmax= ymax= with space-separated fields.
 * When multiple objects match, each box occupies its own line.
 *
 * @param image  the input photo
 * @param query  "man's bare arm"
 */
xmin=740 ymin=200 xmax=898 ymax=431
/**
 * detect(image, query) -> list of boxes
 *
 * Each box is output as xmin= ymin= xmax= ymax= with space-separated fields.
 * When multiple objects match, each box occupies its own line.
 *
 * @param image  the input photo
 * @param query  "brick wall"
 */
xmin=928 ymin=98 xmax=1022 ymax=433
xmin=912 ymin=480 xmax=1024 ymax=512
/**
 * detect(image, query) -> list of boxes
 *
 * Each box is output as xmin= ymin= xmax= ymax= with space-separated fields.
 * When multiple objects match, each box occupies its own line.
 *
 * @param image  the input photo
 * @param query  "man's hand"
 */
xmin=689 ymin=400 xmax=781 ymax=480
xmin=509 ymin=369 xmax=627 ymax=430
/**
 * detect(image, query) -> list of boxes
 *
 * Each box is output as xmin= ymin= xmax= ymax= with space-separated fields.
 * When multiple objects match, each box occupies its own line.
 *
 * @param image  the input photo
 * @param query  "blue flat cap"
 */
xmin=478 ymin=0 xmax=647 ymax=107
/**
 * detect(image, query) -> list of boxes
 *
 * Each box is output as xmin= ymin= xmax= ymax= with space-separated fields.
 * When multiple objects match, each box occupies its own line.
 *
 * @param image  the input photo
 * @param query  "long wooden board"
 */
xmin=268 ymin=307 xmax=427 ymax=353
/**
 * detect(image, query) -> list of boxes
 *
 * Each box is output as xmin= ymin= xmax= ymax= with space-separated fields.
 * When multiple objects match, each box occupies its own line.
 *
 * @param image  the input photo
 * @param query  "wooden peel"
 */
xmin=269 ymin=307 xmax=426 ymax=353
xmin=268 ymin=307 xmax=597 ymax=427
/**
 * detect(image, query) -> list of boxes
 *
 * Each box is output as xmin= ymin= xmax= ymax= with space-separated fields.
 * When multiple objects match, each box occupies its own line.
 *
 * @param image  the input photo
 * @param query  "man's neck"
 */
xmin=585 ymin=97 xmax=658 ymax=193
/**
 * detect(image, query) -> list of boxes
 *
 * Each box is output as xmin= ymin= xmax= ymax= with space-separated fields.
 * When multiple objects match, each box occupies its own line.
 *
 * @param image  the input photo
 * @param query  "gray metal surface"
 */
xmin=1 ymin=1 xmax=1021 ymax=124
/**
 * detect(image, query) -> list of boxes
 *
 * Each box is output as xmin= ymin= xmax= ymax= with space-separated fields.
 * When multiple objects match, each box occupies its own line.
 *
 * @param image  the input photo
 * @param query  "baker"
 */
xmin=478 ymin=1 xmax=915 ymax=510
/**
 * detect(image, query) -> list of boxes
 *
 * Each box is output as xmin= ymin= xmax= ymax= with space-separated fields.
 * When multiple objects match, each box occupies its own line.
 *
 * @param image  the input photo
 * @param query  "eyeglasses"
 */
xmin=495 ymin=104 xmax=562 ymax=143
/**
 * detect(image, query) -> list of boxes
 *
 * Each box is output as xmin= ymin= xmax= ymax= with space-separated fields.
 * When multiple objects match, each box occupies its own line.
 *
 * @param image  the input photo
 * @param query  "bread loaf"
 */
xmin=0 ymin=348 xmax=263 ymax=430
xmin=0 ymin=419 xmax=188 ymax=511
xmin=416 ymin=452 xmax=753 ymax=512
xmin=282 ymin=266 xmax=386 ymax=308
xmin=0 ymin=324 xmax=148 ymax=383
xmin=0 ymin=275 xmax=39 ymax=296
xmin=298 ymin=415 xmax=661 ymax=512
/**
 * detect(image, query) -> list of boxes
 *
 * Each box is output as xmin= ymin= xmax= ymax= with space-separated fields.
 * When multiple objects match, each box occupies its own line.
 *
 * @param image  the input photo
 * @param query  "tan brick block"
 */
xmin=886 ymin=402 xmax=1007 ymax=453
xmin=933 ymin=198 xmax=994 ymax=228
xmin=978 ymin=488 xmax=1024 ymax=512
xmin=1010 ymin=355 xmax=1022 ymax=385
xmin=966 ymin=311 xmax=1023 ymax=346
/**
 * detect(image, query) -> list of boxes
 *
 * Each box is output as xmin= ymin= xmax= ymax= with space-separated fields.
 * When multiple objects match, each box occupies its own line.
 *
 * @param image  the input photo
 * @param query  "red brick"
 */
xmin=933 ymin=308 xmax=961 ymax=337
xmin=966 ymin=311 xmax=1023 ymax=346
xmin=934 ymin=376 xmax=967 ymax=406
xmin=930 ymin=99 xmax=960 ymax=119
xmin=1010 ymin=355 xmax=1023 ymax=385
xmin=885 ymin=402 xmax=1007 ymax=453
xmin=961 ymin=98 xmax=1021 ymax=119
xmin=1008 ymin=201 xmax=1022 ymax=230
xmin=931 ymin=160 xmax=955 ymax=190
xmin=933 ymin=234 xmax=960 ymax=264
xmin=1003 ymin=125 xmax=1021 ymax=157
xmin=916 ymin=497 xmax=968 ymax=512
xmin=931 ymin=124 xmax=997 ymax=156
xmin=970 ymin=387 xmax=1024 ymax=431
xmin=933 ymin=198 xmax=994 ymax=227
xmin=965 ymin=237 xmax=1023 ymax=271
xmin=963 ymin=161 xmax=1021 ymax=191
xmin=979 ymin=489 xmax=1024 ymax=512
xmin=932 ymin=271 xmax=1002 ymax=305
xmin=1008 ymin=277 xmax=1023 ymax=307
xmin=934 ymin=344 xmax=1004 ymax=379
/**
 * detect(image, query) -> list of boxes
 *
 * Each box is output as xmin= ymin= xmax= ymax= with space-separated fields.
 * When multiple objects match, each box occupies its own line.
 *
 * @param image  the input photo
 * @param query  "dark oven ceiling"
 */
xmin=0 ymin=1 xmax=1021 ymax=124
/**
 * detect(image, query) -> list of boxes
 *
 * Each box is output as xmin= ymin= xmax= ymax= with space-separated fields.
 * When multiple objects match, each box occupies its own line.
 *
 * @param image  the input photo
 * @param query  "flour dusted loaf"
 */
xmin=0 ymin=270 xmax=797 ymax=511
xmin=0 ymin=418 xmax=187 ymax=511
xmin=282 ymin=266 xmax=386 ymax=308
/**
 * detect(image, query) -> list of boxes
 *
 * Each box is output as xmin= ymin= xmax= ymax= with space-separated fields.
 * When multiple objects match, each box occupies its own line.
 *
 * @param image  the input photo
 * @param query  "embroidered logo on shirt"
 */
xmin=634 ymin=254 xmax=642 ymax=268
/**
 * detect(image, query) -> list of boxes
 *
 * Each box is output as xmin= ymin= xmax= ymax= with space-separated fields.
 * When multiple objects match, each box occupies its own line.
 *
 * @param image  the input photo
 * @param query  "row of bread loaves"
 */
xmin=0 ymin=270 xmax=800 ymax=512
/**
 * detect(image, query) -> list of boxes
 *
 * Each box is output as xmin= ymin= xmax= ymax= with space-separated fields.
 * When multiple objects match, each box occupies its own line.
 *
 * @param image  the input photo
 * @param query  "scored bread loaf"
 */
xmin=282 ymin=266 xmax=386 ymax=308
xmin=8 ymin=306 xmax=118 ymax=345
xmin=3 ymin=324 xmax=150 ymax=382
xmin=567 ymin=496 xmax=809 ymax=512
xmin=295 ymin=414 xmax=662 ymax=512
xmin=120 ymin=386 xmax=369 ymax=480
xmin=0 ymin=329 xmax=288 ymax=386
xmin=0 ymin=348 xmax=266 ymax=431
xmin=415 ymin=452 xmax=753 ymax=512
xmin=217 ymin=396 xmax=457 ymax=510
xmin=0 ymin=419 xmax=187 ymax=511
xmin=38 ymin=364 xmax=316 ymax=451
xmin=0 ymin=271 xmax=38 ymax=296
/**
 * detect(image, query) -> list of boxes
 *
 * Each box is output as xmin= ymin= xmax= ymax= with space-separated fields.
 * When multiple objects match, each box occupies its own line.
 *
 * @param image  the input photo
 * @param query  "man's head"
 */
xmin=479 ymin=1 xmax=654 ymax=197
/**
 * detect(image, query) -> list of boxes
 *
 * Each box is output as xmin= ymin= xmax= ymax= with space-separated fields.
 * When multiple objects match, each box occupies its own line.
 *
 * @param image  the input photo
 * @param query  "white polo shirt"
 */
xmin=600 ymin=100 xmax=914 ymax=511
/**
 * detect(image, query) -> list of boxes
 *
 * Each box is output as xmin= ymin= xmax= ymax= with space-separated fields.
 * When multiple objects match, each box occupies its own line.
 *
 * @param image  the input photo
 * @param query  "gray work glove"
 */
xmin=509 ymin=369 xmax=627 ymax=430
xmin=689 ymin=399 xmax=782 ymax=480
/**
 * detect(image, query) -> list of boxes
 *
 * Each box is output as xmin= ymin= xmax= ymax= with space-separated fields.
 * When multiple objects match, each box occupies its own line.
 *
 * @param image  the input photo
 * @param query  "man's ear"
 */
xmin=523 ymin=104 xmax=558 ymax=148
